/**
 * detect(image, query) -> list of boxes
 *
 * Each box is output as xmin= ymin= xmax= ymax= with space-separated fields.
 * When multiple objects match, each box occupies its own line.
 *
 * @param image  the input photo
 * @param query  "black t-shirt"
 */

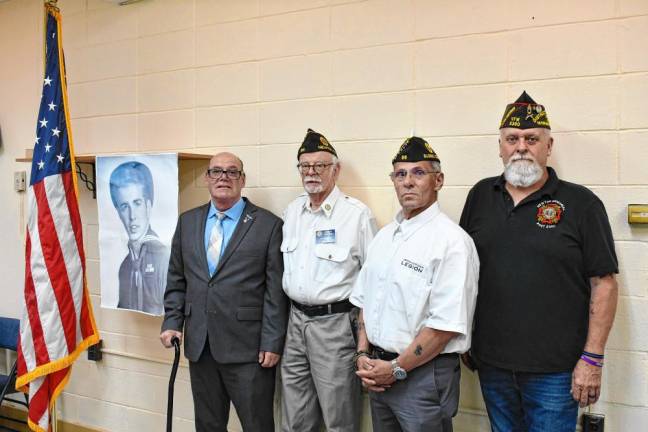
xmin=460 ymin=167 xmax=618 ymax=373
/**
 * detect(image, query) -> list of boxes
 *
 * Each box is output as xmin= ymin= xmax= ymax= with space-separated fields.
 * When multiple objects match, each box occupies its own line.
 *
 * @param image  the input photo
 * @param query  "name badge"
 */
xmin=145 ymin=263 xmax=155 ymax=273
xmin=315 ymin=229 xmax=336 ymax=244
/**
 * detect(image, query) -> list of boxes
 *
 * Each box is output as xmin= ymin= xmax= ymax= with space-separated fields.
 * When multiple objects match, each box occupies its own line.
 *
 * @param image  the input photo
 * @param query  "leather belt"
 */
xmin=373 ymin=345 xmax=458 ymax=362
xmin=291 ymin=299 xmax=354 ymax=317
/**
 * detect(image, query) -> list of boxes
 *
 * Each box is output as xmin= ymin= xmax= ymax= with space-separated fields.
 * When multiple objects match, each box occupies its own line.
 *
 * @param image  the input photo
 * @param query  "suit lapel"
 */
xmin=197 ymin=203 xmax=211 ymax=278
xmin=214 ymin=199 xmax=257 ymax=275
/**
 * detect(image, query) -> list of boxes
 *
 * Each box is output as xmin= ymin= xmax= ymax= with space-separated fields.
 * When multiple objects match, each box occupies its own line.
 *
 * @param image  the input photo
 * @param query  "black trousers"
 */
xmin=189 ymin=340 xmax=276 ymax=432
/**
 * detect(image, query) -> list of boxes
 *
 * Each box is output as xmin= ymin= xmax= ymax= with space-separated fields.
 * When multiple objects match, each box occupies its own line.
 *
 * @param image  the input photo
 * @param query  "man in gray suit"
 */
xmin=160 ymin=152 xmax=288 ymax=432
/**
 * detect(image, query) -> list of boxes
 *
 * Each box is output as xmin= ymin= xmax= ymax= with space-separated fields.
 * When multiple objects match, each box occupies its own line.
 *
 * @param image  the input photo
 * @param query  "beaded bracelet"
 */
xmin=582 ymin=350 xmax=604 ymax=359
xmin=580 ymin=355 xmax=604 ymax=368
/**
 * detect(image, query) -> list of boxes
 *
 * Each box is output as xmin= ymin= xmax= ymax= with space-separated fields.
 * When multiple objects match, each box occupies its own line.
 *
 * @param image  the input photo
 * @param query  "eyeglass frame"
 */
xmin=389 ymin=168 xmax=441 ymax=182
xmin=206 ymin=167 xmax=245 ymax=180
xmin=296 ymin=162 xmax=336 ymax=175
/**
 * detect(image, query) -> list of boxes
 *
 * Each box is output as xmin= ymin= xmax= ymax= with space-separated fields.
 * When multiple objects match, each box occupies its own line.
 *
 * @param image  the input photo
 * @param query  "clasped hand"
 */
xmin=355 ymin=357 xmax=395 ymax=392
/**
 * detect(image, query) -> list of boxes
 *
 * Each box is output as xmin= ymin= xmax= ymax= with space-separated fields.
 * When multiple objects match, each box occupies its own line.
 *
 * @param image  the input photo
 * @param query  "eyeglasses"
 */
xmin=389 ymin=168 xmax=439 ymax=182
xmin=206 ymin=168 xmax=243 ymax=180
xmin=503 ymin=134 xmax=541 ymax=145
xmin=296 ymin=162 xmax=335 ymax=175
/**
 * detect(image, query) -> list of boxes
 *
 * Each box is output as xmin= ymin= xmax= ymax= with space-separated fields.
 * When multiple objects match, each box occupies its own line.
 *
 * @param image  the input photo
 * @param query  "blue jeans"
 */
xmin=478 ymin=363 xmax=578 ymax=432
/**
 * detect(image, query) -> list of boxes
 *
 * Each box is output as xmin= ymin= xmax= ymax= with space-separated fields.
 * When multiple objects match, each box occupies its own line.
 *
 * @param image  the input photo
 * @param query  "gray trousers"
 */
xmin=370 ymin=354 xmax=461 ymax=432
xmin=280 ymin=306 xmax=362 ymax=432
xmin=188 ymin=340 xmax=276 ymax=432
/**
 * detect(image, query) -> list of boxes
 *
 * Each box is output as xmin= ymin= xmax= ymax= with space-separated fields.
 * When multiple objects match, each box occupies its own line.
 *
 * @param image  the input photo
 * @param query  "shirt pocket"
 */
xmin=313 ymin=243 xmax=351 ymax=284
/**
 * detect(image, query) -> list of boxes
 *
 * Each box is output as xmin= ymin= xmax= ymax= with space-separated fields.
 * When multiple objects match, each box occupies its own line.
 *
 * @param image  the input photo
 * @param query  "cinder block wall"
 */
xmin=1 ymin=0 xmax=647 ymax=431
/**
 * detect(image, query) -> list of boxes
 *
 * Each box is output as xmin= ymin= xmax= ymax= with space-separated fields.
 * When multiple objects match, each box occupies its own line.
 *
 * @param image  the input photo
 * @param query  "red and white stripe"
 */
xmin=18 ymin=171 xmax=98 ymax=432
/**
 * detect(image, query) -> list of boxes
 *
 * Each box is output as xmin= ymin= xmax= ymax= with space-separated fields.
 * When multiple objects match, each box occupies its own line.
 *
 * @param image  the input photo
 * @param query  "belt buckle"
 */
xmin=327 ymin=304 xmax=332 ymax=314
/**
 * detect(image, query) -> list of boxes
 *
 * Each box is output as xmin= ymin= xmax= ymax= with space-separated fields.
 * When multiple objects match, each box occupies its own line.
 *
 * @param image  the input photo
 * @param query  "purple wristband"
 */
xmin=580 ymin=355 xmax=604 ymax=368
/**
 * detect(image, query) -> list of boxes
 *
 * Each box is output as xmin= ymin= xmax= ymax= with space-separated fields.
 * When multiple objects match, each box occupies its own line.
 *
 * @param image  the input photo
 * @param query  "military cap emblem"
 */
xmin=392 ymin=136 xmax=440 ymax=165
xmin=500 ymin=91 xmax=551 ymax=130
xmin=298 ymin=128 xmax=337 ymax=159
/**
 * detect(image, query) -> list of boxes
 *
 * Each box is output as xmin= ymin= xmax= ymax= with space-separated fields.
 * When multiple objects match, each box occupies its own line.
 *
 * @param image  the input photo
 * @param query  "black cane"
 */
xmin=166 ymin=337 xmax=181 ymax=432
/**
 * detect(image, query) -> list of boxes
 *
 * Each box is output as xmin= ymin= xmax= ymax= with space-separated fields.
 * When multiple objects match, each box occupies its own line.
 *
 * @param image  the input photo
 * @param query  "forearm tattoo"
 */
xmin=414 ymin=344 xmax=423 ymax=356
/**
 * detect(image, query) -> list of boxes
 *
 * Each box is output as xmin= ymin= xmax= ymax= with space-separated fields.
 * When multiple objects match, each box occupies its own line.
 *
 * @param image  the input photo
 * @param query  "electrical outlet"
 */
xmin=87 ymin=340 xmax=103 ymax=362
xmin=14 ymin=171 xmax=26 ymax=192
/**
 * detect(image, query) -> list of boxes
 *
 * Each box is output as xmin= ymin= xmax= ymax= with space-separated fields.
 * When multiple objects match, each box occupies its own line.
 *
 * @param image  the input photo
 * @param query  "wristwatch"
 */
xmin=391 ymin=359 xmax=407 ymax=381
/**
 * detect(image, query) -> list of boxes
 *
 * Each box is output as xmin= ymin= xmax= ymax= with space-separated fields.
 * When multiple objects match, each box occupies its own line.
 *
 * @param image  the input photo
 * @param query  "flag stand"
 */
xmin=51 ymin=401 xmax=57 ymax=432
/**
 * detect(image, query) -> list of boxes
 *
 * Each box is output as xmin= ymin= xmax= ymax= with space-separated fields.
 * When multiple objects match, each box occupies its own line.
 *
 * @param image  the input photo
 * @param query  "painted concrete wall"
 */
xmin=1 ymin=0 xmax=647 ymax=430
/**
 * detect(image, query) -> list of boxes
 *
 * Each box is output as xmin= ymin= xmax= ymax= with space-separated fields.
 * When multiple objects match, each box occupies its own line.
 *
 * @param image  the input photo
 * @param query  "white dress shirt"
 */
xmin=282 ymin=186 xmax=377 ymax=305
xmin=350 ymin=202 xmax=479 ymax=354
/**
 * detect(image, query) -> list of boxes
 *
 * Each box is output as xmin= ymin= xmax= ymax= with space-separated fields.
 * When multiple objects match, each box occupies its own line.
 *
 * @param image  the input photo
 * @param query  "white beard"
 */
xmin=504 ymin=157 xmax=543 ymax=187
xmin=303 ymin=176 xmax=323 ymax=194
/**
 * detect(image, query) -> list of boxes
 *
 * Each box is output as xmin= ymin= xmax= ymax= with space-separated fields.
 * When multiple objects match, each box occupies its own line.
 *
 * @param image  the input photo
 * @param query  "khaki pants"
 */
xmin=280 ymin=306 xmax=362 ymax=432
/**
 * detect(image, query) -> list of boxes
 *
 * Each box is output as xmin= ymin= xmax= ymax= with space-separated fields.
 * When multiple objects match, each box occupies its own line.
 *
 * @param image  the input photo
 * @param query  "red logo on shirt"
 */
xmin=536 ymin=200 xmax=564 ymax=228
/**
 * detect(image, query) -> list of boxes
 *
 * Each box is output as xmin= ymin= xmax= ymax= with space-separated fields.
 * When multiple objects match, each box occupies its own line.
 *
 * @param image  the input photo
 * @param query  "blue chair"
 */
xmin=0 ymin=317 xmax=28 ymax=430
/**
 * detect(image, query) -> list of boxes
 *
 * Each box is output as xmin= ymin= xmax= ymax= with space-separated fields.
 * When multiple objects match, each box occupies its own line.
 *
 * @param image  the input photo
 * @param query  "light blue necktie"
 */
xmin=207 ymin=212 xmax=226 ymax=274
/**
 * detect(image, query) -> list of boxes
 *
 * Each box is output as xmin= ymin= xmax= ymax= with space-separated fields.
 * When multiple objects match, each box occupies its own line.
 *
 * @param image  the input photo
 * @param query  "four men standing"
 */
xmin=159 ymin=98 xmax=619 ymax=431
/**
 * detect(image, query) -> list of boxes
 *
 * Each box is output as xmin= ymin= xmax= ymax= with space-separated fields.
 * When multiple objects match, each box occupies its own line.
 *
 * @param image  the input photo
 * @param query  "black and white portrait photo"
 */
xmin=97 ymin=154 xmax=178 ymax=315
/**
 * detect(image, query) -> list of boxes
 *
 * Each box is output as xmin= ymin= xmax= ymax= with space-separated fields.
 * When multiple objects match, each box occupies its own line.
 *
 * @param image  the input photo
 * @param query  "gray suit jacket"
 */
xmin=161 ymin=198 xmax=288 ymax=363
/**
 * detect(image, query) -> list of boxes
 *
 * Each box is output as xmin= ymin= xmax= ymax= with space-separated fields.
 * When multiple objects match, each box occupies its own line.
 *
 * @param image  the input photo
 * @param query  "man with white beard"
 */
xmin=459 ymin=91 xmax=619 ymax=432
xmin=280 ymin=129 xmax=377 ymax=432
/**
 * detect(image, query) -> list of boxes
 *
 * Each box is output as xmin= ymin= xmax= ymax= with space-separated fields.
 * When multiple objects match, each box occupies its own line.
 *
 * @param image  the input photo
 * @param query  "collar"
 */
xmin=301 ymin=186 xmax=341 ymax=218
xmin=392 ymin=202 xmax=441 ymax=240
xmin=493 ymin=166 xmax=560 ymax=199
xmin=208 ymin=197 xmax=246 ymax=222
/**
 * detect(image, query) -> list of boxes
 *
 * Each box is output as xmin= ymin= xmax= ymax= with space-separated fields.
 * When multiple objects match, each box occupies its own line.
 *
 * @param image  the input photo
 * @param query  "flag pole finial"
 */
xmin=45 ymin=0 xmax=59 ymax=12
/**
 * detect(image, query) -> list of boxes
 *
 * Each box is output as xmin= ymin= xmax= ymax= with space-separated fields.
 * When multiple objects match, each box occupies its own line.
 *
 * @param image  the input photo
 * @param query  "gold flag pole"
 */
xmin=51 ymin=402 xmax=58 ymax=432
xmin=46 ymin=4 xmax=60 ymax=432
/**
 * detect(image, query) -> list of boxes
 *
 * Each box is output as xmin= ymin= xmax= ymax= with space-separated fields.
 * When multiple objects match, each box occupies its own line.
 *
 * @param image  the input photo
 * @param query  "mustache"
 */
xmin=303 ymin=176 xmax=321 ymax=183
xmin=509 ymin=154 xmax=534 ymax=162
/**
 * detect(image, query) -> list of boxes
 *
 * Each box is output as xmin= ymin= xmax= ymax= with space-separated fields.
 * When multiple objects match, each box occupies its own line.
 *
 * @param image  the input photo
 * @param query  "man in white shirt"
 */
xmin=351 ymin=137 xmax=479 ymax=432
xmin=281 ymin=129 xmax=377 ymax=432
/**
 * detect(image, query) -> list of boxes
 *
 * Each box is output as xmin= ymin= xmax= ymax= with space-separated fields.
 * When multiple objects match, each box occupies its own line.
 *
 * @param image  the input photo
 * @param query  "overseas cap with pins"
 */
xmin=499 ymin=91 xmax=551 ymax=130
xmin=297 ymin=128 xmax=337 ymax=159
xmin=392 ymin=136 xmax=440 ymax=165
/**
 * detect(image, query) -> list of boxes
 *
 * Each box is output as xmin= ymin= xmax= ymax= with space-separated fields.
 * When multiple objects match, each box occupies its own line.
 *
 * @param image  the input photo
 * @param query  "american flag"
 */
xmin=16 ymin=5 xmax=99 ymax=432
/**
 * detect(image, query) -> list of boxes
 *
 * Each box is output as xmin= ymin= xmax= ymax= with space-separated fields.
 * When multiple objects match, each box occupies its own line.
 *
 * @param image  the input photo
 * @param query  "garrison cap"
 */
xmin=392 ymin=136 xmax=440 ymax=165
xmin=297 ymin=128 xmax=337 ymax=159
xmin=499 ymin=91 xmax=551 ymax=130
